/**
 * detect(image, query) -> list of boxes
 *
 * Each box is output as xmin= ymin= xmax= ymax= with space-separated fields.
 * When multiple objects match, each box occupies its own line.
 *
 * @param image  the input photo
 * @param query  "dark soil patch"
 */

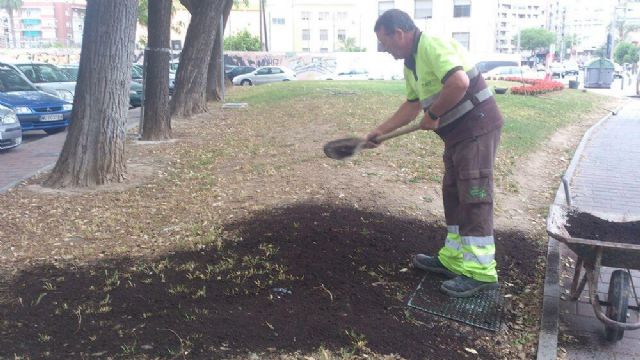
xmin=0 ymin=204 xmax=542 ymax=359
xmin=566 ymin=211 xmax=640 ymax=245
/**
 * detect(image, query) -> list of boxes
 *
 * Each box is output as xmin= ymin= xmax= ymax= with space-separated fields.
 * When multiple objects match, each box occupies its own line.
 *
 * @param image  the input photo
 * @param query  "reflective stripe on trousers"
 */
xmin=438 ymin=230 xmax=498 ymax=282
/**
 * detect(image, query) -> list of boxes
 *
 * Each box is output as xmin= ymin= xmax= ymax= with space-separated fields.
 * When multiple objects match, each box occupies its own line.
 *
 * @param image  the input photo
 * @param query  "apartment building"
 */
xmin=370 ymin=0 xmax=499 ymax=56
xmin=496 ymin=0 xmax=547 ymax=54
xmin=4 ymin=0 xmax=86 ymax=48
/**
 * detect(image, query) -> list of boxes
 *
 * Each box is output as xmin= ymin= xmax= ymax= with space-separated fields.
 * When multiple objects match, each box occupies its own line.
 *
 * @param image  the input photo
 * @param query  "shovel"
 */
xmin=323 ymin=122 xmax=422 ymax=160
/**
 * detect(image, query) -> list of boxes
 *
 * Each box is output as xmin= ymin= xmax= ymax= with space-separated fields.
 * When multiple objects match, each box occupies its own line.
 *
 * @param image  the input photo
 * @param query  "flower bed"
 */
xmin=504 ymin=77 xmax=565 ymax=95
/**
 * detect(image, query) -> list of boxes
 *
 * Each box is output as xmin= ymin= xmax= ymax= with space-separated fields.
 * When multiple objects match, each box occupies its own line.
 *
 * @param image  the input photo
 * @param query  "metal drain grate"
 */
xmin=407 ymin=275 xmax=503 ymax=331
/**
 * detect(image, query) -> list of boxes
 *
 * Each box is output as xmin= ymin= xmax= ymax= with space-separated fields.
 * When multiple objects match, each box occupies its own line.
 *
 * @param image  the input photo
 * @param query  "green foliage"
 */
xmin=339 ymin=37 xmax=366 ymax=52
xmin=0 ymin=0 xmax=22 ymax=11
xmin=613 ymin=42 xmax=639 ymax=65
xmin=517 ymin=28 xmax=555 ymax=51
xmin=224 ymin=29 xmax=260 ymax=51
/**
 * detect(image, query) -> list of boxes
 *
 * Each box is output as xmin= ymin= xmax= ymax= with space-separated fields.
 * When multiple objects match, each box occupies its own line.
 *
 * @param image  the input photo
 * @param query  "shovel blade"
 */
xmin=323 ymin=137 xmax=365 ymax=160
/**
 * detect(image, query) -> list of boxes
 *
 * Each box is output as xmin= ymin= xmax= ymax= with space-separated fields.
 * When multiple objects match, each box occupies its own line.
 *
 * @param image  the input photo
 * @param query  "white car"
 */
xmin=323 ymin=68 xmax=370 ymax=80
xmin=232 ymin=66 xmax=296 ymax=86
xmin=485 ymin=66 xmax=525 ymax=77
xmin=12 ymin=62 xmax=75 ymax=101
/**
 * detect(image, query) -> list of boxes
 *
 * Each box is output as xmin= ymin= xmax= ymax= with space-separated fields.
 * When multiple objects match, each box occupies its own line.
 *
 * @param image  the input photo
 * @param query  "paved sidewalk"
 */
xmin=539 ymin=99 xmax=640 ymax=359
xmin=0 ymin=108 xmax=141 ymax=193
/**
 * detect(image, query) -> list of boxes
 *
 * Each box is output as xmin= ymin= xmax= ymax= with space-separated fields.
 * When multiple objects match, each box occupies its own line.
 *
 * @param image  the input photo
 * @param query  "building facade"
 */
xmin=496 ymin=0 xmax=548 ymax=54
xmin=2 ymin=0 xmax=86 ymax=48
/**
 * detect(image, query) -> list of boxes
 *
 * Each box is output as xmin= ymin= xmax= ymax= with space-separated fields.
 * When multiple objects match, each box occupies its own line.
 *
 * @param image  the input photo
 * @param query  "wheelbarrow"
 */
xmin=547 ymin=203 xmax=640 ymax=342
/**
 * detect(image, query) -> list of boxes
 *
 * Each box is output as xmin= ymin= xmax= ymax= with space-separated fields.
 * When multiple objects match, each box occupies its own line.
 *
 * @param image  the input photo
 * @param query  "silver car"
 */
xmin=232 ymin=66 xmax=296 ymax=86
xmin=0 ymin=104 xmax=22 ymax=150
xmin=12 ymin=62 xmax=75 ymax=102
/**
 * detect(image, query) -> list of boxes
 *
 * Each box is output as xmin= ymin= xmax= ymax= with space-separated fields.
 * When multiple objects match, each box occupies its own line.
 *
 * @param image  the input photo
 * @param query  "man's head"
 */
xmin=374 ymin=9 xmax=417 ymax=60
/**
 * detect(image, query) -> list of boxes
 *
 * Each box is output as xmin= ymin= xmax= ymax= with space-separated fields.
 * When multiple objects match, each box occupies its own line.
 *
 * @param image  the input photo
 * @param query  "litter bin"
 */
xmin=568 ymin=80 xmax=579 ymax=89
xmin=584 ymin=58 xmax=614 ymax=89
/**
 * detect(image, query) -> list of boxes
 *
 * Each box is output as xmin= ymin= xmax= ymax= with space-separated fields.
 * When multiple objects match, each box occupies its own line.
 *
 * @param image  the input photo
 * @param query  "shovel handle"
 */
xmin=374 ymin=122 xmax=422 ymax=143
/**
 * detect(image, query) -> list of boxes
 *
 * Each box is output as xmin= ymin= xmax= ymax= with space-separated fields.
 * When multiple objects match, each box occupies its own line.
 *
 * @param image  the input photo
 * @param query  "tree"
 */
xmin=141 ymin=0 xmax=172 ymax=140
xmin=0 ymin=0 xmax=22 ymax=48
xmin=44 ymin=0 xmax=138 ymax=188
xmin=338 ymin=37 xmax=366 ymax=52
xmin=614 ymin=42 xmax=639 ymax=65
xmin=207 ymin=0 xmax=234 ymax=102
xmin=517 ymin=28 xmax=555 ymax=52
xmin=170 ymin=0 xmax=224 ymax=117
xmin=223 ymin=29 xmax=260 ymax=51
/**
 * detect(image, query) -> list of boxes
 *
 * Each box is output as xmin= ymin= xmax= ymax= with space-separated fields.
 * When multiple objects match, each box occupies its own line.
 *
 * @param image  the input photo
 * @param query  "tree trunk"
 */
xmin=8 ymin=9 xmax=16 ymax=48
xmin=207 ymin=0 xmax=233 ymax=102
xmin=171 ymin=0 xmax=223 ymax=117
xmin=141 ymin=0 xmax=172 ymax=141
xmin=44 ymin=0 xmax=137 ymax=188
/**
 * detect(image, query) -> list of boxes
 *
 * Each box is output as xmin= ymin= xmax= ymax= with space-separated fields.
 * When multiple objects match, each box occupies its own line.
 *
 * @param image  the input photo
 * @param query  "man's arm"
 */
xmin=420 ymin=70 xmax=470 ymax=130
xmin=366 ymin=100 xmax=422 ymax=144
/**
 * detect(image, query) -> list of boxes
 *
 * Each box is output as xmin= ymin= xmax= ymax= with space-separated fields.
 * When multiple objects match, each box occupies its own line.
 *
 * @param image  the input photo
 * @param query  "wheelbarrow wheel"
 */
xmin=605 ymin=270 xmax=631 ymax=342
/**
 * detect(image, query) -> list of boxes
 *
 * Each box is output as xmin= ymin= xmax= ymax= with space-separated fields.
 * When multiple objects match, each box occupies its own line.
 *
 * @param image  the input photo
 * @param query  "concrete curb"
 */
xmin=535 ymin=102 xmax=626 ymax=359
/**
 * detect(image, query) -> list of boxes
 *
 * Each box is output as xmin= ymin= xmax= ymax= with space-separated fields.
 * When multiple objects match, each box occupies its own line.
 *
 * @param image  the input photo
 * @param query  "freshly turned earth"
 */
xmin=566 ymin=211 xmax=640 ymax=245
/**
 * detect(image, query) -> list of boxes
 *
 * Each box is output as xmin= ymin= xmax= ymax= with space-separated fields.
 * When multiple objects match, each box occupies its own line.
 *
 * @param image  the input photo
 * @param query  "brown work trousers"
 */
xmin=442 ymin=125 xmax=501 ymax=237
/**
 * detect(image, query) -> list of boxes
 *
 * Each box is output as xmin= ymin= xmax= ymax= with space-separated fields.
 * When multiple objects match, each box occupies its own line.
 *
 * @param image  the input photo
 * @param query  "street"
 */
xmin=0 ymin=107 xmax=141 ymax=192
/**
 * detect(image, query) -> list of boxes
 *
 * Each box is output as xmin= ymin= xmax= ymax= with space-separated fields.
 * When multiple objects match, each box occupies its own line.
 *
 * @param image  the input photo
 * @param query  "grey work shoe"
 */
xmin=440 ymin=275 xmax=499 ymax=298
xmin=412 ymin=254 xmax=457 ymax=278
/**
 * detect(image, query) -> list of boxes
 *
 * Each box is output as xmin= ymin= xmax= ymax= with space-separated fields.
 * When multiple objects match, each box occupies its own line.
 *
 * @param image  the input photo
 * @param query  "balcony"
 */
xmin=21 ymin=19 xmax=41 ymax=26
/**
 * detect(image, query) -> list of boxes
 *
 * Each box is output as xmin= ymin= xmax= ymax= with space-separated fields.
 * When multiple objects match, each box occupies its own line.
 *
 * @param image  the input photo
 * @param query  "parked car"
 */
xmin=476 ymin=60 xmax=519 ymax=74
xmin=563 ymin=62 xmax=579 ymax=76
xmin=0 ymin=103 xmax=21 ymax=150
xmin=132 ymin=63 xmax=175 ymax=95
xmin=232 ymin=66 xmax=296 ymax=86
xmin=485 ymin=65 xmax=527 ymax=77
xmin=323 ymin=68 xmax=370 ymax=80
xmin=614 ymin=63 xmax=624 ymax=79
xmin=58 ymin=64 xmax=79 ymax=80
xmin=0 ymin=62 xmax=72 ymax=134
xmin=225 ymin=66 xmax=256 ymax=81
xmin=59 ymin=64 xmax=143 ymax=108
xmin=9 ymin=62 xmax=75 ymax=102
xmin=550 ymin=62 xmax=565 ymax=78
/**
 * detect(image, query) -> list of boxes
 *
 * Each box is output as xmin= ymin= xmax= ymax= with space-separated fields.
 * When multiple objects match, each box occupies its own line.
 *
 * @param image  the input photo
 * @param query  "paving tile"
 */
xmin=552 ymin=99 xmax=640 ymax=360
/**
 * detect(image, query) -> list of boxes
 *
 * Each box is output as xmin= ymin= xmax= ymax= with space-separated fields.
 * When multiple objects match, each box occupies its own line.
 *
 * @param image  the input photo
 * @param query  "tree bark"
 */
xmin=8 ymin=9 xmax=16 ymax=48
xmin=207 ymin=0 xmax=233 ymax=102
xmin=171 ymin=0 xmax=224 ymax=117
xmin=44 ymin=0 xmax=137 ymax=188
xmin=141 ymin=0 xmax=172 ymax=140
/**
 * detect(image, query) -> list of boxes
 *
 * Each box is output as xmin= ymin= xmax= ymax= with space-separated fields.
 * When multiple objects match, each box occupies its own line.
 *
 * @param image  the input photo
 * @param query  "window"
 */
xmin=320 ymin=48 xmax=329 ymax=53
xmin=302 ymin=48 xmax=310 ymax=52
xmin=337 ymin=11 xmax=348 ymax=21
xmin=452 ymin=32 xmax=470 ymax=50
xmin=415 ymin=0 xmax=433 ymax=19
xmin=301 ymin=11 xmax=310 ymax=21
xmin=337 ymin=29 xmax=346 ymax=41
xmin=378 ymin=1 xmax=394 ymax=16
xmin=320 ymin=29 xmax=328 ymax=41
xmin=453 ymin=0 xmax=471 ymax=17
xmin=271 ymin=67 xmax=283 ymax=74
xmin=302 ymin=29 xmax=310 ymax=41
xmin=256 ymin=68 xmax=271 ymax=75
xmin=319 ymin=12 xmax=329 ymax=21
xmin=272 ymin=18 xmax=285 ymax=25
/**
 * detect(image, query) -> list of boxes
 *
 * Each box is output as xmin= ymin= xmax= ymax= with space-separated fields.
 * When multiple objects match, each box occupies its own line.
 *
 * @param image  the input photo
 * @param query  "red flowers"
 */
xmin=504 ymin=77 xmax=565 ymax=95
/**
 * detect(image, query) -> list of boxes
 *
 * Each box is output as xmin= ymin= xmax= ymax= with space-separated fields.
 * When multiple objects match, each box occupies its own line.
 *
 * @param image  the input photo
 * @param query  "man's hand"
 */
xmin=419 ymin=113 xmax=440 ymax=130
xmin=364 ymin=129 xmax=384 ymax=148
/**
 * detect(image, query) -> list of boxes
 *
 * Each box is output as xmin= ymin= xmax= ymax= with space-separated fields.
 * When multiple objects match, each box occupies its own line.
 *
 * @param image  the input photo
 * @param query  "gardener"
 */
xmin=366 ymin=9 xmax=504 ymax=297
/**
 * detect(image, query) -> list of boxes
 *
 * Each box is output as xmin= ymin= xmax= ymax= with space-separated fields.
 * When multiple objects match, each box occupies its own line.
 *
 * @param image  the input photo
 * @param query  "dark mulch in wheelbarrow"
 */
xmin=0 ymin=204 xmax=543 ymax=359
xmin=566 ymin=211 xmax=640 ymax=245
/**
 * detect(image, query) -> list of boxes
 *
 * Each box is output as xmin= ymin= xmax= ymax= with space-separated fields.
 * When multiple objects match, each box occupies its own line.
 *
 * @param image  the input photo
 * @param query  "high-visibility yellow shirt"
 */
xmin=404 ymin=32 xmax=474 ymax=104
